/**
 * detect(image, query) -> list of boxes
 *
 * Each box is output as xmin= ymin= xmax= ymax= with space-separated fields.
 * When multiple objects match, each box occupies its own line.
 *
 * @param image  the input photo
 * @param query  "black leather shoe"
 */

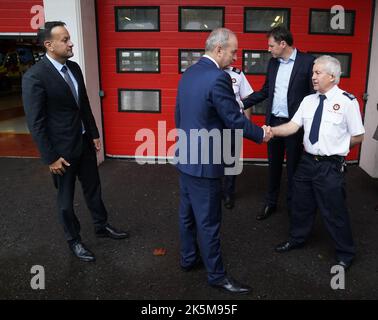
xmin=211 ymin=276 xmax=251 ymax=294
xmin=180 ymin=257 xmax=204 ymax=272
xmin=275 ymin=240 xmax=303 ymax=253
xmin=70 ymin=242 xmax=96 ymax=262
xmin=95 ymin=224 xmax=129 ymax=239
xmin=334 ymin=260 xmax=352 ymax=270
xmin=256 ymin=205 xmax=276 ymax=220
xmin=224 ymin=195 xmax=235 ymax=209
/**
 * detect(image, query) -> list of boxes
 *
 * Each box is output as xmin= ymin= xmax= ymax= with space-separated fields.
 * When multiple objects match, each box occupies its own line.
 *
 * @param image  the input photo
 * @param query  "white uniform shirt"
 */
xmin=224 ymin=66 xmax=253 ymax=108
xmin=291 ymin=85 xmax=365 ymax=156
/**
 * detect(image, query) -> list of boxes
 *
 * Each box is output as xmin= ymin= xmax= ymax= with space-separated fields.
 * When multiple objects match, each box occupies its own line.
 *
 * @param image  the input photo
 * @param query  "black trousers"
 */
xmin=53 ymin=134 xmax=108 ymax=244
xmin=222 ymin=175 xmax=236 ymax=198
xmin=266 ymin=115 xmax=303 ymax=209
xmin=222 ymin=129 xmax=237 ymax=198
xmin=289 ymin=153 xmax=355 ymax=263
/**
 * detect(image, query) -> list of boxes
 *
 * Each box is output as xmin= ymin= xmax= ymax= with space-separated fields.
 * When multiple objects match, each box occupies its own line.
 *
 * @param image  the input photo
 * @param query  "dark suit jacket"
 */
xmin=22 ymin=57 xmax=99 ymax=165
xmin=175 ymin=57 xmax=264 ymax=178
xmin=243 ymin=50 xmax=315 ymax=125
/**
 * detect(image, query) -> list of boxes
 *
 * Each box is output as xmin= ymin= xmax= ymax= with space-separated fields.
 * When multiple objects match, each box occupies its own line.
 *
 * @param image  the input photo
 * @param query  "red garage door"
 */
xmin=96 ymin=0 xmax=373 ymax=161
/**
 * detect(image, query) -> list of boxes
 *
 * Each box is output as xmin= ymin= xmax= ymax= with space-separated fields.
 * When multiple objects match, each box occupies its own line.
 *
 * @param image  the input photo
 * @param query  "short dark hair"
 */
xmin=267 ymin=26 xmax=293 ymax=46
xmin=37 ymin=21 xmax=66 ymax=46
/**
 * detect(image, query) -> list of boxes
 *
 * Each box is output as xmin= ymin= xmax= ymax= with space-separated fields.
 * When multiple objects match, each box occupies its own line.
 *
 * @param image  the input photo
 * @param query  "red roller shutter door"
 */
xmin=97 ymin=0 xmax=373 ymax=161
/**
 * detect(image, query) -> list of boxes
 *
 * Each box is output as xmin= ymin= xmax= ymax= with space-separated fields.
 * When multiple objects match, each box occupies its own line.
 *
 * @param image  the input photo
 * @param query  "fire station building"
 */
xmin=0 ymin=0 xmax=377 ymax=178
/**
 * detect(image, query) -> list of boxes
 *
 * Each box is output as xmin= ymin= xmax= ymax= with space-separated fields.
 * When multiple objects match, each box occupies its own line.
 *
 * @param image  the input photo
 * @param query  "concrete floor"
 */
xmin=0 ymin=116 xmax=29 ymax=133
xmin=0 ymin=158 xmax=377 ymax=300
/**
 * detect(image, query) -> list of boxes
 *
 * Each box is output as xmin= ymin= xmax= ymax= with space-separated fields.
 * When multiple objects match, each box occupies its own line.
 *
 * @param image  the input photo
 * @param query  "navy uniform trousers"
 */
xmin=53 ymin=134 xmax=108 ymax=245
xmin=289 ymin=153 xmax=355 ymax=264
xmin=179 ymin=171 xmax=225 ymax=284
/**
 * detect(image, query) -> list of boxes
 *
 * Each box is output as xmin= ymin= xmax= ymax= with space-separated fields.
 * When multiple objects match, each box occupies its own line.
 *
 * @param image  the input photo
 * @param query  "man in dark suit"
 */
xmin=175 ymin=28 xmax=271 ymax=294
xmin=22 ymin=21 xmax=128 ymax=262
xmin=242 ymin=26 xmax=315 ymax=220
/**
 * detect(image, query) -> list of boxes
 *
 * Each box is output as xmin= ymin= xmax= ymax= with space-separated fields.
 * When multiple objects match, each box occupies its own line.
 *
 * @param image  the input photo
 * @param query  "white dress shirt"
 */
xmin=291 ymin=85 xmax=365 ymax=156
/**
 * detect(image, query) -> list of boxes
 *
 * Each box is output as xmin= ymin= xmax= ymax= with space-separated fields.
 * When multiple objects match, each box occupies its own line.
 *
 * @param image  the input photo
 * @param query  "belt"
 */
xmin=270 ymin=114 xmax=289 ymax=123
xmin=304 ymin=152 xmax=344 ymax=162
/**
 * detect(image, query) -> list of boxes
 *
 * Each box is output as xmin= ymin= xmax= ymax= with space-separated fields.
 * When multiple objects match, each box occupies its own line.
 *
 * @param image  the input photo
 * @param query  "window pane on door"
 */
xmin=245 ymin=8 xmax=290 ymax=32
xmin=119 ymin=89 xmax=161 ymax=112
xmin=180 ymin=7 xmax=224 ymax=31
xmin=243 ymin=50 xmax=271 ymax=75
xmin=117 ymin=49 xmax=160 ymax=73
xmin=116 ymin=7 xmax=159 ymax=31
xmin=179 ymin=49 xmax=205 ymax=73
xmin=309 ymin=9 xmax=355 ymax=35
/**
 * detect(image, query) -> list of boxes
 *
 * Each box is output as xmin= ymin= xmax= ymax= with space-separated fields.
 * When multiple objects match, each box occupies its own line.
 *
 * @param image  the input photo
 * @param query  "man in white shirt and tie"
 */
xmin=269 ymin=55 xmax=365 ymax=270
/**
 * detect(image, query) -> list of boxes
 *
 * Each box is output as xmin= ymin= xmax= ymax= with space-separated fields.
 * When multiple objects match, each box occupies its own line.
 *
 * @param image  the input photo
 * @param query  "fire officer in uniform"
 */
xmin=269 ymin=55 xmax=365 ymax=269
xmin=222 ymin=66 xmax=253 ymax=209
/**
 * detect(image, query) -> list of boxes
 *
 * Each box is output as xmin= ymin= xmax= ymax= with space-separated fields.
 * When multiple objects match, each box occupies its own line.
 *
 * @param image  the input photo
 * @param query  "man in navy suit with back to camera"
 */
xmin=175 ymin=28 xmax=272 ymax=294
xmin=22 ymin=21 xmax=128 ymax=262
xmin=242 ymin=26 xmax=315 ymax=220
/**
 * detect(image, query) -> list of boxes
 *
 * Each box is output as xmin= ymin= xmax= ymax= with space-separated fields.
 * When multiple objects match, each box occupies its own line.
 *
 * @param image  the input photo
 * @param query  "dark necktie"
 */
xmin=61 ymin=65 xmax=79 ymax=105
xmin=61 ymin=65 xmax=85 ymax=134
xmin=309 ymin=94 xmax=326 ymax=145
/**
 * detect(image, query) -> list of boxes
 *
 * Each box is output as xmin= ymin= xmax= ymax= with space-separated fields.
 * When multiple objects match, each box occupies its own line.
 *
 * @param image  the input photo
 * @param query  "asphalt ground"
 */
xmin=0 ymin=157 xmax=377 ymax=300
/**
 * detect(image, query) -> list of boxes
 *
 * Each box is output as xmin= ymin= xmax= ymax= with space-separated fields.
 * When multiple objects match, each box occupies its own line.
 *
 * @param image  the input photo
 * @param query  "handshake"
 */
xmin=262 ymin=125 xmax=274 ymax=142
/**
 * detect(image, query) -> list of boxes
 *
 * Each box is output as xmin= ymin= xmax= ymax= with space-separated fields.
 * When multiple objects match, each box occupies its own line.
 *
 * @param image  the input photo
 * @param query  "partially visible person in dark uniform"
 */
xmin=222 ymin=66 xmax=253 ymax=209
xmin=242 ymin=26 xmax=315 ymax=221
xmin=270 ymin=55 xmax=365 ymax=270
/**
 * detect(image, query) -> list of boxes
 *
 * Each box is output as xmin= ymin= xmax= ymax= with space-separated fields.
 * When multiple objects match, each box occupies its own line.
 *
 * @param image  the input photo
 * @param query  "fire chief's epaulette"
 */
xmin=343 ymin=91 xmax=356 ymax=100
xmin=232 ymin=67 xmax=241 ymax=74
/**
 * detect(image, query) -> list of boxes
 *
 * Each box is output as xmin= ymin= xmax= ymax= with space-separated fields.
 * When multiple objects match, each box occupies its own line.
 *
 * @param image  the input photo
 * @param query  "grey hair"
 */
xmin=205 ymin=28 xmax=235 ymax=52
xmin=314 ymin=55 xmax=342 ymax=85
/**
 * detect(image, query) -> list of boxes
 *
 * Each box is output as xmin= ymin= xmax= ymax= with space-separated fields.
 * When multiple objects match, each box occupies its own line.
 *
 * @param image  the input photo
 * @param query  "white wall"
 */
xmin=43 ymin=0 xmax=104 ymax=163
xmin=360 ymin=3 xmax=378 ymax=178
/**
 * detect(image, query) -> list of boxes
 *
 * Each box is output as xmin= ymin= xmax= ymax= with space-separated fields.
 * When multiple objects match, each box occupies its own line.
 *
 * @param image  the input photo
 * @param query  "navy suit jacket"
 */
xmin=22 ymin=57 xmax=100 ymax=165
xmin=175 ymin=57 xmax=264 ymax=178
xmin=242 ymin=51 xmax=315 ymax=125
